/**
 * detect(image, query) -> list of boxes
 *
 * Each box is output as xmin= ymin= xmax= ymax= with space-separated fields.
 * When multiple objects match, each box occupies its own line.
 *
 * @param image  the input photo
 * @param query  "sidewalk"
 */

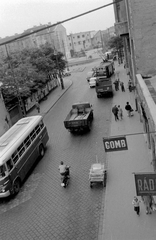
xmin=27 ymin=78 xmax=73 ymax=117
xmin=100 ymin=63 xmax=156 ymax=240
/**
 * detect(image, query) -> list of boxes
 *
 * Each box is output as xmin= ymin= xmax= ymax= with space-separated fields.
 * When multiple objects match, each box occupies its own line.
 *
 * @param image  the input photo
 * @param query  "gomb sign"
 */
xmin=103 ymin=136 xmax=128 ymax=152
xmin=134 ymin=173 xmax=156 ymax=196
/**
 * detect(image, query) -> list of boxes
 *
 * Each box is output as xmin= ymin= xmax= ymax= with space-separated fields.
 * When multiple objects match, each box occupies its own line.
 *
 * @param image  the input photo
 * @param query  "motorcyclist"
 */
xmin=59 ymin=161 xmax=69 ymax=178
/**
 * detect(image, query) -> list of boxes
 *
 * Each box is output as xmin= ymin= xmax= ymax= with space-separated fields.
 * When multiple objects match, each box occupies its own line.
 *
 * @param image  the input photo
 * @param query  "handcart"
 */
xmin=89 ymin=163 xmax=107 ymax=188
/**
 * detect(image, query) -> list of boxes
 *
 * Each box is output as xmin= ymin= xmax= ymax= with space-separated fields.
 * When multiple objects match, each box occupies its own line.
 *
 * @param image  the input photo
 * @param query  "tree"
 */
xmin=107 ymin=36 xmax=123 ymax=56
xmin=0 ymin=43 xmax=67 ymax=106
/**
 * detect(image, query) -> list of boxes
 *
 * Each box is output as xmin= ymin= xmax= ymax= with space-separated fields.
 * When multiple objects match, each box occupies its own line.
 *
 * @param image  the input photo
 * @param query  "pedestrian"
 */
xmin=118 ymin=57 xmax=120 ymax=66
xmin=125 ymin=102 xmax=133 ymax=117
xmin=141 ymin=195 xmax=152 ymax=214
xmin=128 ymin=80 xmax=133 ymax=92
xmin=112 ymin=105 xmax=119 ymax=121
xmin=132 ymin=196 xmax=141 ymax=216
xmin=35 ymin=101 xmax=40 ymax=113
xmin=117 ymin=79 xmax=120 ymax=90
xmin=118 ymin=105 xmax=123 ymax=120
xmin=120 ymin=81 xmax=125 ymax=92
xmin=113 ymin=80 xmax=119 ymax=91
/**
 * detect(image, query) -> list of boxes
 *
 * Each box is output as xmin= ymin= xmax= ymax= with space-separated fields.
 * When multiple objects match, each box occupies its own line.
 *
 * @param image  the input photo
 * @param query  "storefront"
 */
xmin=136 ymin=74 xmax=156 ymax=172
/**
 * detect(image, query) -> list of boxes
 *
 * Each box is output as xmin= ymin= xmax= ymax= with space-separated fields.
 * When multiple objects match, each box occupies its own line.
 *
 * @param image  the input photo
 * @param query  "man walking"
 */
xmin=35 ymin=101 xmax=40 ymax=113
xmin=132 ymin=196 xmax=141 ymax=216
xmin=112 ymin=105 xmax=119 ymax=121
xmin=120 ymin=81 xmax=125 ymax=92
xmin=125 ymin=102 xmax=133 ymax=117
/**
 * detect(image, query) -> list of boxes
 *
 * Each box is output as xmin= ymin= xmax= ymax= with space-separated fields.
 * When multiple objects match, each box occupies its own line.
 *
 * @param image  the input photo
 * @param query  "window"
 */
xmin=17 ymin=143 xmax=25 ymax=157
xmin=12 ymin=150 xmax=19 ymax=164
xmin=35 ymin=125 xmax=40 ymax=135
xmin=77 ymin=35 xmax=80 ymax=39
xmin=0 ymin=164 xmax=7 ymax=178
xmin=39 ymin=121 xmax=44 ymax=129
xmin=78 ymin=41 xmax=81 ymax=45
xmin=6 ymin=159 xmax=13 ymax=172
xmin=30 ymin=130 xmax=36 ymax=141
xmin=69 ymin=43 xmax=71 ymax=46
xmin=24 ymin=136 xmax=31 ymax=148
xmin=82 ymin=35 xmax=85 ymax=38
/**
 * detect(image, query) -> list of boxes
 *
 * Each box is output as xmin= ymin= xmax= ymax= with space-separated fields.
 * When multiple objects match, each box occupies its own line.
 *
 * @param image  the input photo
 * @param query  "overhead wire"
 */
xmin=0 ymin=0 xmax=123 ymax=46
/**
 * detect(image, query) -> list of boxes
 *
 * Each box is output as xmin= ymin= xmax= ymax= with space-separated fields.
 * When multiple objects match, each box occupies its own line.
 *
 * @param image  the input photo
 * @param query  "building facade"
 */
xmin=113 ymin=0 xmax=156 ymax=171
xmin=92 ymin=27 xmax=115 ymax=52
xmin=0 ymin=23 xmax=71 ymax=59
xmin=67 ymin=31 xmax=96 ymax=56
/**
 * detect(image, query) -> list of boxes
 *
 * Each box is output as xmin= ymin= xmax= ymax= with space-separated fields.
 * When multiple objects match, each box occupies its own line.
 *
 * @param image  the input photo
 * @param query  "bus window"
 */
xmin=30 ymin=130 xmax=36 ymax=141
xmin=6 ymin=159 xmax=14 ymax=172
xmin=12 ymin=150 xmax=19 ymax=164
xmin=39 ymin=120 xmax=44 ymax=129
xmin=24 ymin=136 xmax=31 ymax=148
xmin=0 ymin=164 xmax=7 ymax=178
xmin=35 ymin=125 xmax=40 ymax=135
xmin=17 ymin=143 xmax=25 ymax=157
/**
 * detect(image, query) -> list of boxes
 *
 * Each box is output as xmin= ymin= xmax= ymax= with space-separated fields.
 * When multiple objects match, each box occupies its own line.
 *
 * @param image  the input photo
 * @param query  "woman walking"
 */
xmin=118 ymin=105 xmax=123 ymax=120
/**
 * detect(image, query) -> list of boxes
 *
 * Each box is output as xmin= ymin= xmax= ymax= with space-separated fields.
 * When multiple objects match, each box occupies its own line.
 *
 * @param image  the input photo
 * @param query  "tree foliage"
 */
xmin=107 ymin=36 xmax=123 ymax=52
xmin=0 ymin=43 xmax=67 ymax=104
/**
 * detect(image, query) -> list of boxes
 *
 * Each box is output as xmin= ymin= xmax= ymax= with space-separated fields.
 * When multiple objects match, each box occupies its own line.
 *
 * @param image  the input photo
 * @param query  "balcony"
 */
xmin=115 ymin=21 xmax=128 ymax=36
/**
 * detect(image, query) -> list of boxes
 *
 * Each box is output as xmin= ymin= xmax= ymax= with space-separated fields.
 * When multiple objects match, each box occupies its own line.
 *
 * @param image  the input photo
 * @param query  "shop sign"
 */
xmin=134 ymin=173 xmax=156 ymax=196
xmin=103 ymin=136 xmax=128 ymax=152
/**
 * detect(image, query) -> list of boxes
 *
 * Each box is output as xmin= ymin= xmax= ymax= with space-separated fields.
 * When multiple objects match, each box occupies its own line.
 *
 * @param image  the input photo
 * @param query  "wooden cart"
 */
xmin=89 ymin=163 xmax=107 ymax=188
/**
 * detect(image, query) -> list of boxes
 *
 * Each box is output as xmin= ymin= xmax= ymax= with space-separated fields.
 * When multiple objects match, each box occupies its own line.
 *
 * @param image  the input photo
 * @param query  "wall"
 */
xmin=130 ymin=0 xmax=156 ymax=75
xmin=136 ymin=74 xmax=156 ymax=171
xmin=0 ymin=94 xmax=11 ymax=137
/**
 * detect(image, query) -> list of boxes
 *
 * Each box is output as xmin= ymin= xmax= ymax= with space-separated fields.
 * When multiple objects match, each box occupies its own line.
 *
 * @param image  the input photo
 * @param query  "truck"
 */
xmin=64 ymin=102 xmax=93 ymax=133
xmin=94 ymin=61 xmax=115 ymax=97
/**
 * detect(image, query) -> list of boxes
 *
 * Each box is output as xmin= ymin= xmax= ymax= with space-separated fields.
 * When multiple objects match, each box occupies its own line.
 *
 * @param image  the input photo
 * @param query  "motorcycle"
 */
xmin=61 ymin=166 xmax=70 ymax=188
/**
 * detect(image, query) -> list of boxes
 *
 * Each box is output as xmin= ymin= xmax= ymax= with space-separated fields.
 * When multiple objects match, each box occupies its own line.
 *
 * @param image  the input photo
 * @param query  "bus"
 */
xmin=0 ymin=115 xmax=49 ymax=197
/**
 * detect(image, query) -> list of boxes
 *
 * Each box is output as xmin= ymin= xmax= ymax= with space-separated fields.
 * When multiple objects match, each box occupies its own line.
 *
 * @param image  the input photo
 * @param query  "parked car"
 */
xmin=89 ymin=77 xmax=96 ymax=88
xmin=63 ymin=70 xmax=71 ymax=77
xmin=86 ymin=71 xmax=95 ymax=82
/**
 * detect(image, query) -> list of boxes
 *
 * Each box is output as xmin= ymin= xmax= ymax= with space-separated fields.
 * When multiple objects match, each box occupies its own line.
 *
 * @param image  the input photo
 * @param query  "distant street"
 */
xmin=0 ymin=60 xmax=113 ymax=240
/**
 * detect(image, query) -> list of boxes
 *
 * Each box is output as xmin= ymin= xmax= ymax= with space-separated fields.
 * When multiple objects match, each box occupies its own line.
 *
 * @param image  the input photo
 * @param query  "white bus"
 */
xmin=0 ymin=115 xmax=49 ymax=197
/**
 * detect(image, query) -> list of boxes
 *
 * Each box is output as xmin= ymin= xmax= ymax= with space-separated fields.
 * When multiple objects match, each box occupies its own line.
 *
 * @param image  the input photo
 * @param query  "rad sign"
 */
xmin=103 ymin=136 xmax=128 ymax=152
xmin=134 ymin=173 xmax=156 ymax=196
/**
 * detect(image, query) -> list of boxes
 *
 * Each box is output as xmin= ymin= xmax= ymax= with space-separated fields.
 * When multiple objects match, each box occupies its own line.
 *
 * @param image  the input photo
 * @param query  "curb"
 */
xmin=43 ymin=79 xmax=73 ymax=117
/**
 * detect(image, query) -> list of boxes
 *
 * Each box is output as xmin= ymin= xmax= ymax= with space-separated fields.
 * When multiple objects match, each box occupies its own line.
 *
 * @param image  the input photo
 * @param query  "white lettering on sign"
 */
xmin=149 ymin=179 xmax=155 ymax=190
xmin=137 ymin=178 xmax=156 ymax=192
xmin=105 ymin=139 xmax=126 ymax=149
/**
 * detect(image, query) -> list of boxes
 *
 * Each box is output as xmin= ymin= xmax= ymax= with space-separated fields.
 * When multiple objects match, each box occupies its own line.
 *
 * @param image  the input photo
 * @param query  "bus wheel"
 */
xmin=39 ymin=144 xmax=45 ymax=157
xmin=13 ymin=179 xmax=21 ymax=195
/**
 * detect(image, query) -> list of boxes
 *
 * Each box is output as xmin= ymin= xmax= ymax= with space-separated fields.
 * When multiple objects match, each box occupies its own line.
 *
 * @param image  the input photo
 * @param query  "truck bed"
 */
xmin=69 ymin=112 xmax=89 ymax=121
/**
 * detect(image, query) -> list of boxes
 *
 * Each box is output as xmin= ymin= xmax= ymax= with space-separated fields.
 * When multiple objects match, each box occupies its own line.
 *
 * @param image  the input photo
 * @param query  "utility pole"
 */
xmin=47 ymin=28 xmax=65 ymax=90
xmin=62 ymin=40 xmax=69 ymax=71
xmin=5 ymin=44 xmax=26 ymax=118
xmin=100 ymin=30 xmax=104 ymax=49
xmin=54 ymin=48 xmax=65 ymax=90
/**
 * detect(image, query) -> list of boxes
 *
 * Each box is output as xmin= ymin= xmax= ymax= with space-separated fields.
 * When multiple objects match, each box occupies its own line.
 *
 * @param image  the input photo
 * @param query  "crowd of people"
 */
xmin=132 ymin=195 xmax=156 ymax=216
xmin=112 ymin=102 xmax=134 ymax=121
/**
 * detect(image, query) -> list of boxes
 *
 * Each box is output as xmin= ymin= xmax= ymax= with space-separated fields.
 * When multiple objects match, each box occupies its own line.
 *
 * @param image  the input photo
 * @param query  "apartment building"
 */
xmin=92 ymin=27 xmax=115 ymax=51
xmin=113 ymin=0 xmax=156 ymax=171
xmin=67 ymin=31 xmax=96 ymax=55
xmin=0 ymin=23 xmax=70 ymax=59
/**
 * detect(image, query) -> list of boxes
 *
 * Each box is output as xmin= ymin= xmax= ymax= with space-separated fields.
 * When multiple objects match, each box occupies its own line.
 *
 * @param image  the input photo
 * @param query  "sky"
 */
xmin=0 ymin=0 xmax=115 ymax=38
